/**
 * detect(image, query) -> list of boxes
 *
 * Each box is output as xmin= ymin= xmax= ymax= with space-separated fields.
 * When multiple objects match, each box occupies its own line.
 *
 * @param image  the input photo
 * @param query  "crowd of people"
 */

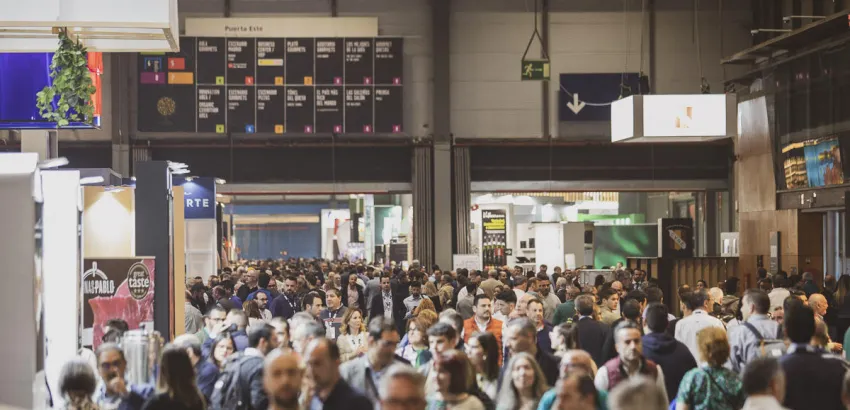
xmin=55 ymin=259 xmax=850 ymax=410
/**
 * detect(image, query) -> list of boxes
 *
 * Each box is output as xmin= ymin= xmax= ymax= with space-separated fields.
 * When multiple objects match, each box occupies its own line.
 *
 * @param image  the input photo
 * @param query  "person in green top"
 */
xmin=536 ymin=350 xmax=608 ymax=410
xmin=675 ymin=327 xmax=745 ymax=410
xmin=552 ymin=287 xmax=581 ymax=326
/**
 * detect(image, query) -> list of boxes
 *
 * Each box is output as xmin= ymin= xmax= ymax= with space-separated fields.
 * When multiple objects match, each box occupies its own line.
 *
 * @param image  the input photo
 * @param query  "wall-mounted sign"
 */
xmin=521 ymin=59 xmax=550 ymax=81
xmin=82 ymin=257 xmax=155 ymax=348
xmin=720 ymin=232 xmax=740 ymax=257
xmin=612 ymin=94 xmax=736 ymax=143
xmin=558 ymin=73 xmax=641 ymax=121
xmin=179 ymin=177 xmax=216 ymax=219
xmin=769 ymin=231 xmax=781 ymax=274
xmin=657 ymin=218 xmax=694 ymax=258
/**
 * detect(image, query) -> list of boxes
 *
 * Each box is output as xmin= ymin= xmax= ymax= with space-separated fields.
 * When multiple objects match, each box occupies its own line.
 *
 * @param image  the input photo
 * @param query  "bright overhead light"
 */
xmin=130 ymin=176 xmax=136 ymax=181
xmin=172 ymin=169 xmax=190 ymax=175
xmin=38 ymin=157 xmax=69 ymax=169
xmin=185 ymin=176 xmax=194 ymax=182
xmin=168 ymin=161 xmax=188 ymax=171
xmin=215 ymin=178 xmax=226 ymax=185
xmin=79 ymin=176 xmax=104 ymax=185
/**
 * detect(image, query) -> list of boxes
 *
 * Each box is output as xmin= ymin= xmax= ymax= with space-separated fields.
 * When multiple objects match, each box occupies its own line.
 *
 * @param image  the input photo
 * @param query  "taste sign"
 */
xmin=178 ymin=177 xmax=216 ymax=219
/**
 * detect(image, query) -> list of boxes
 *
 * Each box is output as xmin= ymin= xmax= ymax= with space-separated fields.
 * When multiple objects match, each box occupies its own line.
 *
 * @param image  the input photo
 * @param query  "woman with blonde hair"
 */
xmin=495 ymin=352 xmax=548 ymax=410
xmin=337 ymin=307 xmax=368 ymax=361
xmin=675 ymin=327 xmax=744 ymax=410
xmin=423 ymin=281 xmax=443 ymax=311
xmin=414 ymin=297 xmax=437 ymax=317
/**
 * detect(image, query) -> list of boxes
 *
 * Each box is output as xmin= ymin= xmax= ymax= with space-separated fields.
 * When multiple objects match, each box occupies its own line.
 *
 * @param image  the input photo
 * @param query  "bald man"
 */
xmin=303 ymin=338 xmax=372 ymax=410
xmin=537 ymin=350 xmax=607 ymax=410
xmin=263 ymin=352 xmax=303 ymax=410
xmin=809 ymin=293 xmax=843 ymax=353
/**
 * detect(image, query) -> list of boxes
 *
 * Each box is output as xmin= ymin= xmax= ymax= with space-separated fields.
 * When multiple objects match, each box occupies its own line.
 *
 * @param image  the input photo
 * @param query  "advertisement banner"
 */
xmin=481 ymin=209 xmax=507 ymax=270
xmin=180 ymin=177 xmax=216 ymax=219
xmin=82 ymin=257 xmax=155 ymax=348
xmin=657 ymin=218 xmax=694 ymax=258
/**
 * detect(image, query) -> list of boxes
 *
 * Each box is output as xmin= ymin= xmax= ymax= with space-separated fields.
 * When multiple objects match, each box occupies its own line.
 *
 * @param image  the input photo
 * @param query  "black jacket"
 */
xmin=576 ymin=317 xmax=614 ymax=367
xmin=781 ymin=344 xmax=850 ymax=410
xmin=141 ymin=392 xmax=204 ymax=410
xmin=369 ymin=291 xmax=407 ymax=335
xmin=317 ymin=378 xmax=373 ymax=410
xmin=641 ymin=332 xmax=697 ymax=400
xmin=238 ymin=353 xmax=267 ymax=410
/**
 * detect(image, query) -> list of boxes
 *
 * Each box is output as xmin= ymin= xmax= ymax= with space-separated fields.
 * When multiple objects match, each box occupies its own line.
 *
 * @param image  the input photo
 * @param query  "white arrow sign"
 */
xmin=567 ymin=93 xmax=587 ymax=114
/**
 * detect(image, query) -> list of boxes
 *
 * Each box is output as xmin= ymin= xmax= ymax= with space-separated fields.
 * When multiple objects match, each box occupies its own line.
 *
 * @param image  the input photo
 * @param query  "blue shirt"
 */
xmin=94 ymin=383 xmax=155 ymax=410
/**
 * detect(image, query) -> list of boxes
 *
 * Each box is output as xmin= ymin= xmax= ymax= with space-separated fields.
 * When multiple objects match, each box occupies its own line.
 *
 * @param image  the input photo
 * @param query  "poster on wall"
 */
xmin=657 ymin=218 xmax=694 ymax=258
xmin=82 ymin=257 xmax=155 ymax=348
xmin=482 ymin=209 xmax=507 ymax=270
xmin=782 ymin=137 xmax=844 ymax=189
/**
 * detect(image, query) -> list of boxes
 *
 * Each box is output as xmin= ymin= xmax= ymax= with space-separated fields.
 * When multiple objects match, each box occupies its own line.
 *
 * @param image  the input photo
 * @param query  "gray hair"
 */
xmin=59 ymin=358 xmax=98 ymax=396
xmin=506 ymin=317 xmax=537 ymax=338
xmin=378 ymin=364 xmax=426 ymax=400
xmin=293 ymin=320 xmax=325 ymax=340
xmin=290 ymin=312 xmax=316 ymax=329
xmin=607 ymin=376 xmax=667 ymax=410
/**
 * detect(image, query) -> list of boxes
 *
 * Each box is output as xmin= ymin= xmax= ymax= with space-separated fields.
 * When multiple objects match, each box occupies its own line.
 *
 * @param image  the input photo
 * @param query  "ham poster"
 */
xmin=82 ymin=257 xmax=155 ymax=348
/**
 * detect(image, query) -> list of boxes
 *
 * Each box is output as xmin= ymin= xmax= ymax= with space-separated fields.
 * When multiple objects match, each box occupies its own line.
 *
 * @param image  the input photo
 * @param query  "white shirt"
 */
xmin=742 ymin=395 xmax=790 ymax=410
xmin=513 ymin=288 xmax=526 ymax=301
xmin=458 ymin=286 xmax=484 ymax=301
xmin=674 ymin=309 xmax=726 ymax=361
xmin=768 ymin=288 xmax=790 ymax=313
xmin=594 ymin=361 xmax=668 ymax=402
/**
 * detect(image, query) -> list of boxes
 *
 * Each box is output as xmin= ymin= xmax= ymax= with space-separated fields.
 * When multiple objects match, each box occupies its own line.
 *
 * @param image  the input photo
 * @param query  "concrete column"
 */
xmin=20 ymin=129 xmax=58 ymax=161
xmin=430 ymin=0 xmax=452 ymax=269
xmin=434 ymin=143 xmax=452 ymax=270
xmin=705 ymin=191 xmax=718 ymax=256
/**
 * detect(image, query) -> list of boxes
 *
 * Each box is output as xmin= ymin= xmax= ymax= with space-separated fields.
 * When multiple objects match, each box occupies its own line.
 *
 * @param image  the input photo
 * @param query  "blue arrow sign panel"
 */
xmin=558 ymin=73 xmax=642 ymax=122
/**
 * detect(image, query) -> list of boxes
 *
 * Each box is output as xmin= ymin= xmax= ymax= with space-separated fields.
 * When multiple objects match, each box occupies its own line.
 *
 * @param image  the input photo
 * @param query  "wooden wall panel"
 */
xmin=736 ymin=95 xmax=777 ymax=213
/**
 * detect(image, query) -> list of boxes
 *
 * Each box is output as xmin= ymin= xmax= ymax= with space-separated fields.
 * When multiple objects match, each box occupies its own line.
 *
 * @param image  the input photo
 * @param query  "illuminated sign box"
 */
xmin=611 ymin=94 xmax=737 ymax=143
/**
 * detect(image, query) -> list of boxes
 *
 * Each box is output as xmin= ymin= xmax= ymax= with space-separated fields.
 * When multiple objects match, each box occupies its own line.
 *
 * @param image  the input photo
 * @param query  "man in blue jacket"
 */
xmin=641 ymin=302 xmax=696 ymax=401
xmin=174 ymin=334 xmax=219 ymax=401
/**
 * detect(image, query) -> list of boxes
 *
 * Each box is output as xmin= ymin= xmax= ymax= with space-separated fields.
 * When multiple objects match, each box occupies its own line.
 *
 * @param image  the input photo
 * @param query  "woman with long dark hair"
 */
xmin=208 ymin=332 xmax=236 ymax=370
xmin=142 ymin=345 xmax=206 ymax=410
xmin=495 ymin=352 xmax=548 ymax=410
xmin=466 ymin=332 xmax=500 ymax=401
xmin=549 ymin=322 xmax=579 ymax=357
xmin=427 ymin=350 xmax=485 ymax=410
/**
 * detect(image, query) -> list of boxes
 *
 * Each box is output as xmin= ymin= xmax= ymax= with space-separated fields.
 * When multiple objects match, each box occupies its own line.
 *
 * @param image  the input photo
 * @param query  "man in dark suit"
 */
xmin=369 ymin=274 xmax=407 ymax=335
xmin=303 ymin=338 xmax=373 ymax=410
xmin=342 ymin=272 xmax=367 ymax=311
xmin=574 ymin=294 xmax=615 ymax=367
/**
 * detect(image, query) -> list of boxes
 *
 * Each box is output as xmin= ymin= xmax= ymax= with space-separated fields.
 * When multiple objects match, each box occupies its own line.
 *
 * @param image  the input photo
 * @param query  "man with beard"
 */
xmin=237 ymin=269 xmax=260 ymax=302
xmin=537 ymin=273 xmax=562 ymax=322
xmin=270 ymin=275 xmax=300 ymax=320
xmin=263 ymin=351 xmax=303 ymax=410
xmin=595 ymin=321 xmax=668 ymax=402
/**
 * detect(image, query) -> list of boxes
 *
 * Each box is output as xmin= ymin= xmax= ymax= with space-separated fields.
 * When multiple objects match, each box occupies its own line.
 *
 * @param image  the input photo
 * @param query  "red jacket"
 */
xmin=463 ymin=317 xmax=503 ymax=364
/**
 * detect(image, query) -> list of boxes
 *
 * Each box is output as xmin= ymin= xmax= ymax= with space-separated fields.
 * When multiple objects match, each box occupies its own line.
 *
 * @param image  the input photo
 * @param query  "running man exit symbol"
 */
xmin=521 ymin=59 xmax=550 ymax=81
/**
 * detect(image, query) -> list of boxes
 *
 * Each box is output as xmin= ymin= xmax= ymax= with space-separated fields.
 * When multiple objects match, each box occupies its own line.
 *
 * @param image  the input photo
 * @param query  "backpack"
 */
xmin=209 ymin=353 xmax=260 ymax=410
xmin=742 ymin=322 xmax=786 ymax=358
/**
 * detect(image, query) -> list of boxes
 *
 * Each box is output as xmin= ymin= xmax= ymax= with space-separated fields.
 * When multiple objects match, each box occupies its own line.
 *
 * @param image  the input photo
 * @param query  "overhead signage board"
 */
xmin=177 ymin=177 xmax=216 ymax=219
xmin=611 ymin=94 xmax=736 ymax=143
xmin=521 ymin=59 xmax=550 ymax=81
xmin=137 ymin=35 xmax=403 ymax=136
xmin=558 ymin=73 xmax=641 ymax=122
xmin=184 ymin=17 xmax=379 ymax=38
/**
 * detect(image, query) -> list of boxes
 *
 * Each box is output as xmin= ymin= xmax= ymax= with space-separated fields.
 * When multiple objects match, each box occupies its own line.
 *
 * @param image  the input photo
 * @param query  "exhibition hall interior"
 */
xmin=3 ymin=0 xmax=850 ymax=409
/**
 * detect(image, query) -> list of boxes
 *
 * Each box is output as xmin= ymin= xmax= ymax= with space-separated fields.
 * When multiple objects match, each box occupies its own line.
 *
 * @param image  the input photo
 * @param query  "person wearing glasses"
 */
xmin=93 ymin=343 xmax=154 ymax=410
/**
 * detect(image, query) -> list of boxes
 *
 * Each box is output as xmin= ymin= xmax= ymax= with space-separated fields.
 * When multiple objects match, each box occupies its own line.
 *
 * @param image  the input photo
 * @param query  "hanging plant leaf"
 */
xmin=35 ymin=28 xmax=97 ymax=127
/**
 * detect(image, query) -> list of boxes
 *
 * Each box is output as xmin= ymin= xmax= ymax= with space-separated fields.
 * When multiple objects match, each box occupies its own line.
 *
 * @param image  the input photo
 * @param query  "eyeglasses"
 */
xmin=99 ymin=360 xmax=123 ymax=371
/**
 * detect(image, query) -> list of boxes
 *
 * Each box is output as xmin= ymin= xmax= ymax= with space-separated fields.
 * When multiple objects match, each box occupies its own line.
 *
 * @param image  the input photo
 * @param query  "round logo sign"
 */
xmin=127 ymin=262 xmax=151 ymax=300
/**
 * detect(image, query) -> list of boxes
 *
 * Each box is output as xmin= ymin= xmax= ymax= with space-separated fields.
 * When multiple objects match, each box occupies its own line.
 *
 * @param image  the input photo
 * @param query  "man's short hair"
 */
xmin=513 ymin=275 xmax=526 ymax=285
xmin=173 ymin=334 xmax=202 ymax=357
xmin=95 ymin=343 xmax=125 ymax=363
xmin=426 ymin=322 xmax=457 ymax=340
xmin=368 ymin=316 xmax=398 ymax=341
xmin=684 ymin=289 xmax=708 ymax=311
xmin=496 ymin=290 xmax=517 ymax=304
xmin=645 ymin=287 xmax=663 ymax=304
xmin=621 ymin=300 xmax=642 ymax=320
xmin=744 ymin=289 xmax=771 ymax=314
xmin=613 ymin=321 xmax=641 ymax=343
xmin=227 ymin=309 xmax=249 ymax=328
xmin=784 ymin=303 xmax=816 ymax=344
xmin=607 ymin=376 xmax=668 ymax=410
xmin=301 ymin=292 xmax=322 ymax=310
xmin=741 ymin=357 xmax=782 ymax=395
xmin=527 ymin=297 xmax=544 ymax=310
xmin=379 ymin=364 xmax=426 ymax=401
xmin=473 ymin=294 xmax=490 ymax=307
xmin=506 ymin=317 xmax=537 ymax=338
xmin=575 ymin=295 xmax=595 ymax=316
xmin=536 ymin=272 xmax=550 ymax=282
xmin=258 ymin=272 xmax=271 ymax=288
xmin=305 ymin=272 xmax=318 ymax=286
xmin=327 ymin=288 xmax=341 ymax=298
xmin=600 ymin=288 xmax=618 ymax=301
xmin=644 ymin=303 xmax=669 ymax=333
xmin=296 ymin=321 xmax=326 ymax=340
xmin=104 ymin=319 xmax=129 ymax=334
xmin=409 ymin=280 xmax=421 ymax=289
xmin=248 ymin=324 xmax=274 ymax=348
xmin=624 ymin=290 xmax=647 ymax=305
xmin=439 ymin=310 xmax=464 ymax=334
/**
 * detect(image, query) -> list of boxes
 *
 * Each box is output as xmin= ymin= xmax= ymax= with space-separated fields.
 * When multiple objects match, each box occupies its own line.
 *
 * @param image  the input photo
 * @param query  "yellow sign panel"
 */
xmin=304 ymin=76 xmax=313 ymax=85
xmin=258 ymin=58 xmax=284 ymax=66
xmin=215 ymin=124 xmax=225 ymax=133
xmin=275 ymin=77 xmax=284 ymax=85
xmin=274 ymin=125 xmax=284 ymax=134
xmin=168 ymin=72 xmax=194 ymax=85
xmin=215 ymin=76 xmax=225 ymax=85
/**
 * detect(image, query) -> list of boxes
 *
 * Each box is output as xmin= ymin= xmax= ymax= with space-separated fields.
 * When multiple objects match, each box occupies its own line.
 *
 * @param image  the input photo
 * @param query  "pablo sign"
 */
xmin=179 ymin=177 xmax=216 ymax=219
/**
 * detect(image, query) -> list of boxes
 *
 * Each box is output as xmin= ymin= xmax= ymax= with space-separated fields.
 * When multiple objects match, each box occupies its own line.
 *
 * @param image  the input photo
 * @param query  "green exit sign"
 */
xmin=521 ymin=59 xmax=550 ymax=81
